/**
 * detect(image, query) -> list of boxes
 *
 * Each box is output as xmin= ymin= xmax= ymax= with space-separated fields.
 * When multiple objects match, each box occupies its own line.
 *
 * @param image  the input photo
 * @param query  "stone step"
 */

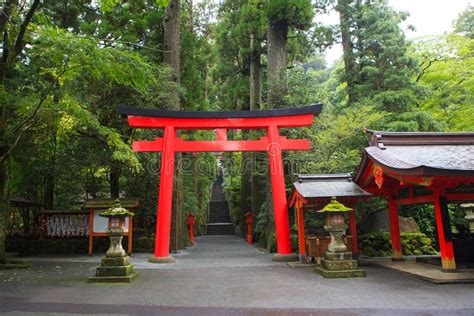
xmin=324 ymin=251 xmax=353 ymax=261
xmin=101 ymin=257 xmax=130 ymax=267
xmin=314 ymin=266 xmax=366 ymax=278
xmin=87 ymin=272 xmax=138 ymax=283
xmin=206 ymin=224 xmax=234 ymax=235
xmin=95 ymin=264 xmax=134 ymax=277
xmin=321 ymin=259 xmax=359 ymax=271
xmin=209 ymin=216 xmax=231 ymax=223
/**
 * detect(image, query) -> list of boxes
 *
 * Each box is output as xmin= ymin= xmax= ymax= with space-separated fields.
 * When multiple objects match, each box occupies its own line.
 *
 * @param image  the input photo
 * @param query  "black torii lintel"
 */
xmin=117 ymin=104 xmax=323 ymax=119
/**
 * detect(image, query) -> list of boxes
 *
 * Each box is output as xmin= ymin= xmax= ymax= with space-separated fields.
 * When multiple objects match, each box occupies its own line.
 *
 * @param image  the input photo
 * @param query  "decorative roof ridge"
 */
xmin=364 ymin=129 xmax=474 ymax=147
xmin=295 ymin=173 xmax=352 ymax=183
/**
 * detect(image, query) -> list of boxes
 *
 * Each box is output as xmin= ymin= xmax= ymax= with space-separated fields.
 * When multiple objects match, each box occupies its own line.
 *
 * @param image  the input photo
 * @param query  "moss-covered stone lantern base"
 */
xmin=313 ymin=197 xmax=366 ymax=278
xmin=314 ymin=251 xmax=366 ymax=278
xmin=88 ymin=199 xmax=138 ymax=284
xmin=87 ymin=256 xmax=138 ymax=284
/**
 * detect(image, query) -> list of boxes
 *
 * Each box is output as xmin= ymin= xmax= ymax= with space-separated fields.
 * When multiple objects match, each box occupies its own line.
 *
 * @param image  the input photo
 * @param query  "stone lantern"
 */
xmin=88 ymin=199 xmax=138 ymax=283
xmin=461 ymin=203 xmax=474 ymax=234
xmin=244 ymin=212 xmax=255 ymax=244
xmin=313 ymin=197 xmax=366 ymax=278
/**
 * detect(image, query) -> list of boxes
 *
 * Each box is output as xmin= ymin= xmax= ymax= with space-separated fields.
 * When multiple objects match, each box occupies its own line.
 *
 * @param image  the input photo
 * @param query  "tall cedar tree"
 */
xmin=337 ymin=0 xmax=418 ymax=113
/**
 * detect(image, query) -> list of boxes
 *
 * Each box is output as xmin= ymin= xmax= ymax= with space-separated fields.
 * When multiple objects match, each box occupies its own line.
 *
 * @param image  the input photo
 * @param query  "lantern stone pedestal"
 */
xmin=313 ymin=197 xmax=366 ymax=278
xmin=88 ymin=231 xmax=138 ymax=283
xmin=88 ymin=200 xmax=138 ymax=283
xmin=88 ymin=255 xmax=137 ymax=284
xmin=314 ymin=251 xmax=366 ymax=278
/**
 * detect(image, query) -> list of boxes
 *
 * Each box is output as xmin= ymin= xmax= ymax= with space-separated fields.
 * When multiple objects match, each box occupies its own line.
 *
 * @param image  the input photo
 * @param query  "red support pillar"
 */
xmin=387 ymin=197 xmax=403 ymax=261
xmin=296 ymin=200 xmax=306 ymax=263
xmin=267 ymin=125 xmax=295 ymax=261
xmin=150 ymin=126 xmax=176 ymax=263
xmin=433 ymin=188 xmax=456 ymax=271
xmin=349 ymin=210 xmax=359 ymax=259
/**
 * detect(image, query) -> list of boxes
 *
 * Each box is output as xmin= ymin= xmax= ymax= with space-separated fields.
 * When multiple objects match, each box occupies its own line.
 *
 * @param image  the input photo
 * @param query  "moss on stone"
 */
xmin=318 ymin=197 xmax=353 ymax=213
xmin=0 ymin=259 xmax=31 ymax=270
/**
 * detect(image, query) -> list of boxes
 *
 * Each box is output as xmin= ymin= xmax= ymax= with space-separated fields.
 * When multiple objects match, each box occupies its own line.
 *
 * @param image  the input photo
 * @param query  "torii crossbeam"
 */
xmin=118 ymin=104 xmax=322 ymax=263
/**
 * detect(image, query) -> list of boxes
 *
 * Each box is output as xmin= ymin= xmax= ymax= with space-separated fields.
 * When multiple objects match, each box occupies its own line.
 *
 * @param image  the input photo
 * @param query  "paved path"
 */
xmin=1 ymin=235 xmax=474 ymax=315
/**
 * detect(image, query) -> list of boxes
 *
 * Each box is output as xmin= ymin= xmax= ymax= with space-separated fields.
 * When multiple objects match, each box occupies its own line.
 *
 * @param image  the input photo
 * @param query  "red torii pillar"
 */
xmin=118 ymin=104 xmax=322 ymax=263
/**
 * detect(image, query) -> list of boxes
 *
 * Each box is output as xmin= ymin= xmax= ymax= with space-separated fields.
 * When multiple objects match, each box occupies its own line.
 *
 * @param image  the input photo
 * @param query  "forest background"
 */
xmin=0 ymin=0 xmax=472 ymax=262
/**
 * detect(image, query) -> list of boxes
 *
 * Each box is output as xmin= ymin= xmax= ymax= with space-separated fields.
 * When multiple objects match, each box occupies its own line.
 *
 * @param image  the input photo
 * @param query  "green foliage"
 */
xmin=3 ymin=0 xmax=473 ymax=256
xmin=349 ymin=1 xmax=419 ymax=113
xmin=265 ymin=0 xmax=314 ymax=29
xmin=99 ymin=0 xmax=170 ymax=12
xmin=454 ymin=4 xmax=474 ymax=39
xmin=359 ymin=232 xmax=437 ymax=257
xmin=413 ymin=34 xmax=474 ymax=131
xmin=212 ymin=0 xmax=266 ymax=110
xmin=399 ymin=204 xmax=436 ymax=241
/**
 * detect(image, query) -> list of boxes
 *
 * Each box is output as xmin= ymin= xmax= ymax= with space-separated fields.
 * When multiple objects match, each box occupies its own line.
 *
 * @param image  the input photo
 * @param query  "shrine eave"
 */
xmin=117 ymin=104 xmax=322 ymax=119
xmin=289 ymin=173 xmax=372 ymax=208
xmin=354 ymin=131 xmax=474 ymax=185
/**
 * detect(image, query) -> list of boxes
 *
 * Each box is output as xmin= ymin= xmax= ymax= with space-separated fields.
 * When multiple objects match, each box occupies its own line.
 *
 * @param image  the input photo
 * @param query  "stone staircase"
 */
xmin=206 ymin=171 xmax=234 ymax=235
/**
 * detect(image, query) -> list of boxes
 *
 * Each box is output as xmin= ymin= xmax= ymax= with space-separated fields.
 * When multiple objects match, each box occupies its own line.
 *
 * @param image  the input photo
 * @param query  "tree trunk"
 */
xmin=0 ymin=52 xmax=9 ymax=263
xmin=0 ymin=0 xmax=40 ymax=263
xmin=240 ymin=151 xmax=251 ymax=222
xmin=267 ymin=19 xmax=288 ymax=108
xmin=44 ymin=171 xmax=55 ymax=210
xmin=337 ymin=0 xmax=356 ymax=105
xmin=249 ymin=33 xmax=263 ymax=216
xmin=0 ymin=153 xmax=9 ymax=263
xmin=44 ymin=97 xmax=59 ymax=210
xmin=163 ymin=0 xmax=181 ymax=87
xmin=109 ymin=162 xmax=121 ymax=199
xmin=249 ymin=34 xmax=261 ymax=112
xmin=266 ymin=18 xmax=289 ymax=250
xmin=185 ymin=0 xmax=193 ymax=33
xmin=163 ymin=0 xmax=188 ymax=251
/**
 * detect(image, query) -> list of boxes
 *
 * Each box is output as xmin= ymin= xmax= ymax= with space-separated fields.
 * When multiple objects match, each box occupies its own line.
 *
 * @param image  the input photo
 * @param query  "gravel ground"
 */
xmin=1 ymin=235 xmax=473 ymax=315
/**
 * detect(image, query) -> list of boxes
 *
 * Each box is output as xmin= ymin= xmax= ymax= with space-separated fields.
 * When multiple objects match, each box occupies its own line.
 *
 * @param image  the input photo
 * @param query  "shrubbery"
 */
xmin=359 ymin=232 xmax=437 ymax=257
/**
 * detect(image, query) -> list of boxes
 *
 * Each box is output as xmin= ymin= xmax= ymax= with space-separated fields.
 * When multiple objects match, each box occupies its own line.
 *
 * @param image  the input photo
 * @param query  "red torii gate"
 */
xmin=118 ymin=104 xmax=322 ymax=263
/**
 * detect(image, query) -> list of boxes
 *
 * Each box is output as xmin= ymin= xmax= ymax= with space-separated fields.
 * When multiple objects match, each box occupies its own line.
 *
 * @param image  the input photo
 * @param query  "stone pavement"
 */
xmin=361 ymin=256 xmax=474 ymax=284
xmin=1 ymin=235 xmax=474 ymax=315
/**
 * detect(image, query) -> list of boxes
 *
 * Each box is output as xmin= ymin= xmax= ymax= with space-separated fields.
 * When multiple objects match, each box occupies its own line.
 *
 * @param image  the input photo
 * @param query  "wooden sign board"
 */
xmin=92 ymin=211 xmax=130 ymax=233
xmin=88 ymin=208 xmax=134 ymax=256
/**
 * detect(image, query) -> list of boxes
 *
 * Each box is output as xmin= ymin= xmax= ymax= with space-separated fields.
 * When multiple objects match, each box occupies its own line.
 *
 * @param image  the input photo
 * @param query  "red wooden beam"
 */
xmin=127 ymin=114 xmax=315 ymax=130
xmin=382 ymin=169 xmax=433 ymax=187
xmin=446 ymin=193 xmax=474 ymax=201
xmin=132 ymin=138 xmax=164 ymax=152
xmin=394 ymin=193 xmax=474 ymax=206
xmin=133 ymin=136 xmax=310 ymax=153
xmin=394 ymin=195 xmax=434 ymax=206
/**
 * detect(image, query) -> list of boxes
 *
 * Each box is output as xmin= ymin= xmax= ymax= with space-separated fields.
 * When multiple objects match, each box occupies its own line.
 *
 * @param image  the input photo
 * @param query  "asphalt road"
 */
xmin=1 ymin=235 xmax=473 ymax=315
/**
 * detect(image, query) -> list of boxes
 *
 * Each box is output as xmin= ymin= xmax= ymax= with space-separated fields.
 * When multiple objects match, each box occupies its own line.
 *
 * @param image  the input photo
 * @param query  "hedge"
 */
xmin=359 ymin=232 xmax=437 ymax=257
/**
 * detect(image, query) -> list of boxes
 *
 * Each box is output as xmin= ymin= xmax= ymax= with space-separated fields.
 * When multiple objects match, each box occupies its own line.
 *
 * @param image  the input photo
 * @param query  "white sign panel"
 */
xmin=93 ymin=211 xmax=129 ymax=233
